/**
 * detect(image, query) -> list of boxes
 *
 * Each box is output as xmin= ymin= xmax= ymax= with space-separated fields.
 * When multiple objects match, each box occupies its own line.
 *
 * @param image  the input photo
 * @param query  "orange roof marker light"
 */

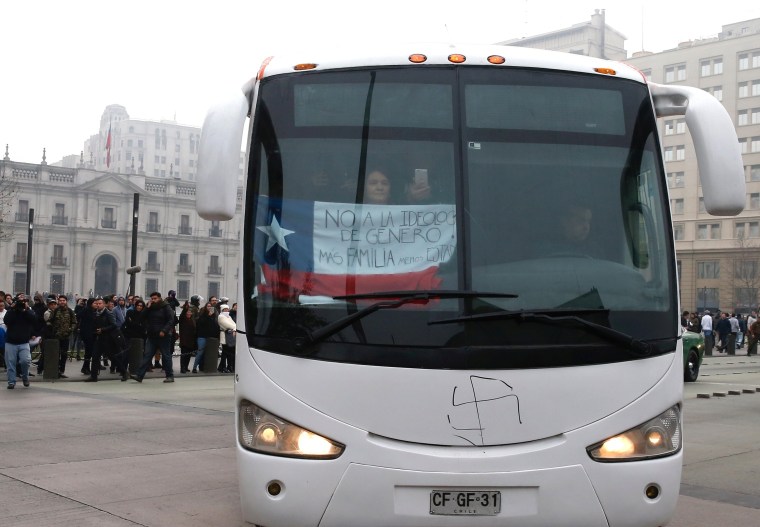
xmin=448 ymin=54 xmax=466 ymax=64
xmin=487 ymin=55 xmax=506 ymax=65
xmin=408 ymin=54 xmax=427 ymax=64
xmin=594 ymin=67 xmax=617 ymax=76
xmin=294 ymin=63 xmax=318 ymax=71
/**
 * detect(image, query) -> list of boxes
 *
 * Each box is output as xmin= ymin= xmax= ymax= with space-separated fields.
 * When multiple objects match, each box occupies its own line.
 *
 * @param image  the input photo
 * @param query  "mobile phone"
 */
xmin=414 ymin=168 xmax=428 ymax=186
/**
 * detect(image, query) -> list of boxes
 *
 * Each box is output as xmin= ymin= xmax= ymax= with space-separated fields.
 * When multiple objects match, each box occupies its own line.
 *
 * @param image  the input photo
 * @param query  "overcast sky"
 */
xmin=2 ymin=0 xmax=760 ymax=164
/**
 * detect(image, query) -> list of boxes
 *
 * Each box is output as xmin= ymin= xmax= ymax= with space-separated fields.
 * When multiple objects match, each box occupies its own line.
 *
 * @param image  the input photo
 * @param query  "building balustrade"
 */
xmin=51 ymin=215 xmax=68 ymax=225
xmin=177 ymin=264 xmax=193 ymax=273
xmin=178 ymin=226 xmax=192 ymax=235
xmin=101 ymin=219 xmax=117 ymax=229
xmin=146 ymin=223 xmax=161 ymax=233
xmin=50 ymin=256 xmax=68 ymax=266
xmin=145 ymin=262 xmax=161 ymax=272
xmin=208 ymin=266 xmax=222 ymax=275
xmin=209 ymin=227 xmax=223 ymax=237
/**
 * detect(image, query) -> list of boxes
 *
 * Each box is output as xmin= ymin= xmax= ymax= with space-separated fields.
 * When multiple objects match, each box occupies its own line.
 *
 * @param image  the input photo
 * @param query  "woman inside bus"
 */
xmin=363 ymin=169 xmax=431 ymax=205
xmin=363 ymin=169 xmax=392 ymax=204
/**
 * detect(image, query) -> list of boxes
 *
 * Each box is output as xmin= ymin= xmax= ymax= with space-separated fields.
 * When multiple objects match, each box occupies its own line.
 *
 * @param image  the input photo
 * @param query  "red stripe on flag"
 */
xmin=259 ymin=265 xmax=442 ymax=300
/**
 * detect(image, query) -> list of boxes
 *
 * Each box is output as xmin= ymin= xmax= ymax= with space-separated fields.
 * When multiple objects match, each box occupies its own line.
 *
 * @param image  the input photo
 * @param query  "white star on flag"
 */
xmin=257 ymin=216 xmax=295 ymax=252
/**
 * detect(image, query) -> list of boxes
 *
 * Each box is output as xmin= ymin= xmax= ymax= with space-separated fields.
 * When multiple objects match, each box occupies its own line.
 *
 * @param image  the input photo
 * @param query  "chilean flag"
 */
xmin=105 ymin=122 xmax=112 ymax=168
xmin=254 ymin=197 xmax=457 ymax=301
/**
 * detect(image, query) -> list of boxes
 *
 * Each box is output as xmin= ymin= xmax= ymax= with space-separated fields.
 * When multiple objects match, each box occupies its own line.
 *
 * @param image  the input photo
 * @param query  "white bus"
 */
xmin=197 ymin=45 xmax=744 ymax=527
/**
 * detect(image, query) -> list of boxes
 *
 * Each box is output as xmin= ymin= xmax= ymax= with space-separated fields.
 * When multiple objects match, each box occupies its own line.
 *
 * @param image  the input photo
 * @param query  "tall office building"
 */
xmin=624 ymin=18 xmax=760 ymax=313
xmin=77 ymin=104 xmax=245 ymax=182
xmin=503 ymin=14 xmax=760 ymax=313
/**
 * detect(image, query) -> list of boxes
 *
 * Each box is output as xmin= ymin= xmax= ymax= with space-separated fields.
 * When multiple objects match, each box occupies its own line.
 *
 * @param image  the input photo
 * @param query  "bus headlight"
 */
xmin=238 ymin=400 xmax=344 ymax=459
xmin=587 ymin=405 xmax=681 ymax=462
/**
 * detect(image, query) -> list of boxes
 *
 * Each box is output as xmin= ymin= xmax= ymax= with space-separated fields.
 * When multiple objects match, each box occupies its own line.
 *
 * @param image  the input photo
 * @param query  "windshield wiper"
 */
xmin=430 ymin=308 xmax=655 ymax=357
xmin=294 ymin=290 xmax=518 ymax=351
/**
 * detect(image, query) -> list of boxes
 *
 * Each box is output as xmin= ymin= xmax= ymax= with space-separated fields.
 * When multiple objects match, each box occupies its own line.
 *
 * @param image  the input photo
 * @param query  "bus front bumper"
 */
xmin=238 ymin=449 xmax=681 ymax=527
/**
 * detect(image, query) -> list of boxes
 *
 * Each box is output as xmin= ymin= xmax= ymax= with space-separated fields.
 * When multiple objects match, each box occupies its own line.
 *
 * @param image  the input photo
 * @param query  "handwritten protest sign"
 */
xmin=314 ymin=202 xmax=457 ymax=275
xmin=256 ymin=198 xmax=458 ymax=298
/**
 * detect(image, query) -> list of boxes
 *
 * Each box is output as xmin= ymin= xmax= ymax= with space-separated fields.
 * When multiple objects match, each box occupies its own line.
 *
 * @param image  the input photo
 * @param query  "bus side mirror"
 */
xmin=650 ymin=83 xmax=745 ymax=216
xmin=196 ymin=91 xmax=249 ymax=221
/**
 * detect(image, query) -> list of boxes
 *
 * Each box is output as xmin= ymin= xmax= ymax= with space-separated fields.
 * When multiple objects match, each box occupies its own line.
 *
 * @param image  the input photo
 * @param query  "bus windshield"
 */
xmin=245 ymin=66 xmax=676 ymax=369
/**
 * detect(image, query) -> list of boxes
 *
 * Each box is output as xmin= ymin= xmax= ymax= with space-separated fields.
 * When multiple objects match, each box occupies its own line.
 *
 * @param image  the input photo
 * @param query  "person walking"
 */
xmin=36 ymin=298 xmax=59 ymax=375
xmin=48 ymin=295 xmax=77 ymax=378
xmin=0 ymin=299 xmax=7 ymax=370
xmin=728 ymin=313 xmax=740 ymax=356
xmin=715 ymin=312 xmax=731 ymax=353
xmin=4 ymin=296 xmax=38 ymax=389
xmin=72 ymin=297 xmax=88 ymax=361
xmin=113 ymin=296 xmax=128 ymax=328
xmin=79 ymin=298 xmax=97 ymax=375
xmin=748 ymin=315 xmax=760 ymax=357
xmin=701 ymin=310 xmax=714 ymax=356
xmin=178 ymin=305 xmax=197 ymax=374
xmin=131 ymin=292 xmax=176 ymax=383
xmin=737 ymin=314 xmax=747 ymax=349
xmin=192 ymin=302 xmax=218 ymax=374
xmin=122 ymin=299 xmax=148 ymax=374
xmin=218 ymin=304 xmax=236 ymax=373
xmin=84 ymin=297 xmax=127 ymax=382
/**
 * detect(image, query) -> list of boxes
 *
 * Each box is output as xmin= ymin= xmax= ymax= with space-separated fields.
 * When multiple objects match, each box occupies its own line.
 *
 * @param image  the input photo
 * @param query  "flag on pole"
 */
xmin=105 ymin=122 xmax=112 ymax=168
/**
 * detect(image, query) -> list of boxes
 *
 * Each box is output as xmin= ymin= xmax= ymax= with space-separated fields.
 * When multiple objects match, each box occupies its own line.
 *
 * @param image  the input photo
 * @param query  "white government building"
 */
xmin=1 ymin=105 xmax=243 ymax=300
xmin=4 ymin=12 xmax=760 ymax=312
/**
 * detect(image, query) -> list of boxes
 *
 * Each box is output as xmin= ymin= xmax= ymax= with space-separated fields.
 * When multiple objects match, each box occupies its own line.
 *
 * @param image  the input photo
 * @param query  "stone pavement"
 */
xmin=0 ymin=360 xmax=244 ymax=527
xmin=3 ymin=353 xmax=759 ymax=526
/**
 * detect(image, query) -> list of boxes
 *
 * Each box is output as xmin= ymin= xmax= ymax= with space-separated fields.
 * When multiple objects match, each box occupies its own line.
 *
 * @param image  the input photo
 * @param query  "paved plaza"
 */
xmin=0 ymin=357 xmax=244 ymax=527
xmin=3 ymin=354 xmax=760 ymax=526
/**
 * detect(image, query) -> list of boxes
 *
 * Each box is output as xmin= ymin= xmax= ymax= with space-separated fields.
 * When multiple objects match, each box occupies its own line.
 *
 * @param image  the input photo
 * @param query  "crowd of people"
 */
xmin=0 ymin=289 xmax=237 ymax=389
xmin=682 ymin=309 xmax=759 ymax=356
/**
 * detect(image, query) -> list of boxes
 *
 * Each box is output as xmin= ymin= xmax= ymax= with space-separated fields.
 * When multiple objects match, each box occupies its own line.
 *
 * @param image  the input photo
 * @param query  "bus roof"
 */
xmin=255 ymin=44 xmax=646 ymax=84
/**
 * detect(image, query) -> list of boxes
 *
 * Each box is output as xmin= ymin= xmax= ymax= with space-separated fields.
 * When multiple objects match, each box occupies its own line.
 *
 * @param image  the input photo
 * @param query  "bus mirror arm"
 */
xmin=650 ymin=83 xmax=745 ymax=216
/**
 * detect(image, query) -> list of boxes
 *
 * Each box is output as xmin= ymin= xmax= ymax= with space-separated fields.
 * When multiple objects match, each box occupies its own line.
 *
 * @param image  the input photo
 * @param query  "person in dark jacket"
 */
xmin=31 ymin=294 xmax=48 ymax=334
xmin=72 ymin=297 xmax=88 ymax=361
xmin=122 ymin=299 xmax=148 ymax=374
xmin=178 ymin=304 xmax=197 ymax=374
xmin=165 ymin=290 xmax=181 ymax=363
xmin=192 ymin=302 xmax=219 ymax=373
xmin=131 ymin=292 xmax=177 ymax=383
xmin=85 ymin=297 xmax=127 ymax=382
xmin=715 ymin=312 xmax=732 ymax=353
xmin=48 ymin=295 xmax=77 ymax=378
xmin=122 ymin=300 xmax=148 ymax=339
xmin=79 ymin=298 xmax=97 ymax=375
xmin=5 ymin=296 xmax=38 ymax=389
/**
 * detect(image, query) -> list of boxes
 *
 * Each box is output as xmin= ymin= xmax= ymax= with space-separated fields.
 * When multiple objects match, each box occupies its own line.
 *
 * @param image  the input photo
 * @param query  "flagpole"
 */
xmin=106 ymin=119 xmax=112 ymax=169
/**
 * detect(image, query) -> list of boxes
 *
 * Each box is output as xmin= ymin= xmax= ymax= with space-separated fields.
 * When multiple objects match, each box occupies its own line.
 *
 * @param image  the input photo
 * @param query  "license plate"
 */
xmin=429 ymin=490 xmax=501 ymax=516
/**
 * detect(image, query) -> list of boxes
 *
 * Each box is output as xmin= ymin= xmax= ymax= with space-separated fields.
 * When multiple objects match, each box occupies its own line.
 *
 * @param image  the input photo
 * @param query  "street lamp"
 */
xmin=130 ymin=193 xmax=139 ymax=295
xmin=25 ymin=208 xmax=33 ymax=294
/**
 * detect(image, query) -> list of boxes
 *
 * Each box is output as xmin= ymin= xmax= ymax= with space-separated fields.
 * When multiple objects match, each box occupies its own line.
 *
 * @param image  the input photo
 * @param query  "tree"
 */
xmin=0 ymin=162 xmax=18 ymax=241
xmin=730 ymin=231 xmax=760 ymax=313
